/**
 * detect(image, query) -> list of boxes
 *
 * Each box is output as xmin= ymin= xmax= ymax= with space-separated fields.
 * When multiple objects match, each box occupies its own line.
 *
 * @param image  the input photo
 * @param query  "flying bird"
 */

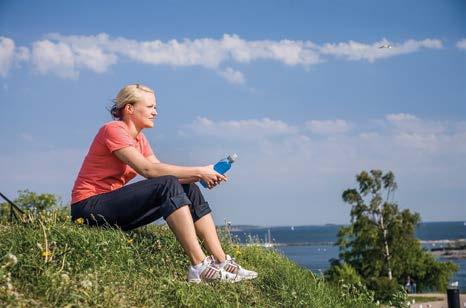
xmin=379 ymin=44 xmax=392 ymax=49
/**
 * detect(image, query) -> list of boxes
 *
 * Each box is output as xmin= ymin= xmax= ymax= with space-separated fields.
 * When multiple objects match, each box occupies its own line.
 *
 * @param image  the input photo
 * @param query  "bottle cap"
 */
xmin=227 ymin=153 xmax=238 ymax=163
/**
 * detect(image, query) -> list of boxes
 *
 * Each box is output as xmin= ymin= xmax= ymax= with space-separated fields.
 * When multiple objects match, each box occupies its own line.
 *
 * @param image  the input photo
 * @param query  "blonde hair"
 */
xmin=110 ymin=84 xmax=155 ymax=120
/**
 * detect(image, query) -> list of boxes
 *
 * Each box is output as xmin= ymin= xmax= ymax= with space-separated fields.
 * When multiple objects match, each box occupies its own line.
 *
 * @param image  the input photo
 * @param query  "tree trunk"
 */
xmin=379 ymin=215 xmax=393 ymax=280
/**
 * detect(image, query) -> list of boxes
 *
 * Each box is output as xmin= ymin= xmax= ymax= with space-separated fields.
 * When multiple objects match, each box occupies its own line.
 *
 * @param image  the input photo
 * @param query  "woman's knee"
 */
xmin=180 ymin=183 xmax=210 ymax=222
xmin=149 ymin=176 xmax=192 ymax=220
xmin=191 ymin=201 xmax=212 ymax=222
xmin=183 ymin=183 xmax=205 ymax=203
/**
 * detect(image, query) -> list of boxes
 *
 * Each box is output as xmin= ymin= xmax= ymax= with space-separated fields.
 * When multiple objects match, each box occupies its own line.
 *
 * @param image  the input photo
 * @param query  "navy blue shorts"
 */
xmin=71 ymin=175 xmax=212 ymax=231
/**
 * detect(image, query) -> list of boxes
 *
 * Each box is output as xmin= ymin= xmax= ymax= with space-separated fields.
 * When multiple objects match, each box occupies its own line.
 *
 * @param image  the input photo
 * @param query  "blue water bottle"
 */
xmin=200 ymin=153 xmax=238 ymax=188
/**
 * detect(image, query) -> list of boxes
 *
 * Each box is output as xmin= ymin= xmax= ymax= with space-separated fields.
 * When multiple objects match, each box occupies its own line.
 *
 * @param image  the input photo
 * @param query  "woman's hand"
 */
xmin=199 ymin=165 xmax=227 ymax=189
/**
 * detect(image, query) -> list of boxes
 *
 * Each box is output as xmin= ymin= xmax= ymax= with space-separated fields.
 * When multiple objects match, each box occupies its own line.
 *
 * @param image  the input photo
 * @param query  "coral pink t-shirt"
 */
xmin=71 ymin=121 xmax=154 ymax=204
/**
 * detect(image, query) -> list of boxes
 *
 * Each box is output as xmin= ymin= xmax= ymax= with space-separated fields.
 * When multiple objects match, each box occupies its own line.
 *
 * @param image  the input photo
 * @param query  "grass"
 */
xmin=407 ymin=295 xmax=444 ymax=303
xmin=0 ymin=210 xmax=377 ymax=307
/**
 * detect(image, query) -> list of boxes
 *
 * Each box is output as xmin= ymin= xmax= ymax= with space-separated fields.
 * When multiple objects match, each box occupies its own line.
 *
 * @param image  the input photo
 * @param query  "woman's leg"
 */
xmin=166 ymin=206 xmax=207 ymax=265
xmin=182 ymin=183 xmax=226 ymax=262
xmin=194 ymin=213 xmax=226 ymax=262
xmin=183 ymin=183 xmax=258 ymax=280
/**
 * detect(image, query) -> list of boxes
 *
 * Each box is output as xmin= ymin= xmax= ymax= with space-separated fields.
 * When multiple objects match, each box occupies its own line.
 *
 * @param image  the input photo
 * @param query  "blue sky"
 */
xmin=1 ymin=0 xmax=465 ymax=225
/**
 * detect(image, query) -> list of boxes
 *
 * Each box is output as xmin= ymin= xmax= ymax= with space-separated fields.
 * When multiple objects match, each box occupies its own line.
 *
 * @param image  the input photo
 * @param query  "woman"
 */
xmin=71 ymin=84 xmax=257 ymax=283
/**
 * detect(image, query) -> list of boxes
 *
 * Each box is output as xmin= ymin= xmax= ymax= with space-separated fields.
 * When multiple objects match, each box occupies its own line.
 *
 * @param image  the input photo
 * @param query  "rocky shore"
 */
xmin=430 ymin=248 xmax=466 ymax=259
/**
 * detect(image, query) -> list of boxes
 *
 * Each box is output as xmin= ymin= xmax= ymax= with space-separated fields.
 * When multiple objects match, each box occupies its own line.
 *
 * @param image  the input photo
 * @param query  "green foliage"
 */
xmin=15 ymin=189 xmax=61 ymax=212
xmin=325 ymin=261 xmax=363 ymax=286
xmin=368 ymin=277 xmax=407 ymax=306
xmin=388 ymin=287 xmax=410 ymax=308
xmin=327 ymin=170 xmax=458 ymax=303
xmin=0 ymin=209 xmax=377 ymax=307
xmin=1 ymin=190 xmax=63 ymax=223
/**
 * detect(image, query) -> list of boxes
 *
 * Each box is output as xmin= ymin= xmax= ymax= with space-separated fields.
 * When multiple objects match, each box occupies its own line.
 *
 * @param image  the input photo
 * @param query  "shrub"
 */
xmin=368 ymin=276 xmax=408 ymax=306
xmin=325 ymin=261 xmax=363 ymax=285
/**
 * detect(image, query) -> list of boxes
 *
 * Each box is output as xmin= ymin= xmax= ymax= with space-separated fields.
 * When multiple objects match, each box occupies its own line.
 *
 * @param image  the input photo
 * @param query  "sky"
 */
xmin=0 ymin=0 xmax=465 ymax=226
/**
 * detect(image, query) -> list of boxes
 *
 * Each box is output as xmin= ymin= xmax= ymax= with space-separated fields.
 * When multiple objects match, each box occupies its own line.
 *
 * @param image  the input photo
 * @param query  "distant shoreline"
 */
xmin=240 ymin=239 xmax=466 ymax=260
xmin=237 ymin=239 xmax=466 ymax=247
xmin=227 ymin=221 xmax=466 ymax=230
xmin=430 ymin=247 xmax=466 ymax=260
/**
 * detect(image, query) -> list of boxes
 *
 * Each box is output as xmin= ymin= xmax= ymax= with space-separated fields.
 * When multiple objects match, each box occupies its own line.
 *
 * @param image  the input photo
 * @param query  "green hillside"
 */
xmin=0 ymin=210 xmax=375 ymax=307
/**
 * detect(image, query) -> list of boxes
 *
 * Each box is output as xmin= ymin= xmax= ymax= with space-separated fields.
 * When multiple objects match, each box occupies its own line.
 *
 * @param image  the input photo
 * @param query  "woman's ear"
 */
xmin=124 ymin=103 xmax=134 ymax=115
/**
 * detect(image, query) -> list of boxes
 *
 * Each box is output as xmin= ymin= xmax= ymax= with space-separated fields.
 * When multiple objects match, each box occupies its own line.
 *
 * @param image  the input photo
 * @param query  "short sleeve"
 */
xmin=103 ymin=123 xmax=135 ymax=153
xmin=140 ymin=133 xmax=154 ymax=157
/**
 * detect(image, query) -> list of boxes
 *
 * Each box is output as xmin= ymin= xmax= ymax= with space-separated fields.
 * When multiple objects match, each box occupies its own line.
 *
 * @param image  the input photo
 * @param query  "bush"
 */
xmin=368 ymin=277 xmax=408 ymax=306
xmin=1 ymin=190 xmax=65 ymax=223
xmin=325 ymin=261 xmax=363 ymax=285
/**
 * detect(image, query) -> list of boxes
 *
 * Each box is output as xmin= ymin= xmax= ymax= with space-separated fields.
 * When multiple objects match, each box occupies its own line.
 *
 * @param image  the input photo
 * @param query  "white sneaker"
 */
xmin=217 ymin=255 xmax=258 ymax=280
xmin=187 ymin=256 xmax=242 ymax=283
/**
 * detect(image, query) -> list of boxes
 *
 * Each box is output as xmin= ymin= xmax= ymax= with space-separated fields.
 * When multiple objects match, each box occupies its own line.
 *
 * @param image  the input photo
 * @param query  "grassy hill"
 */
xmin=0 ymin=210 xmax=376 ymax=307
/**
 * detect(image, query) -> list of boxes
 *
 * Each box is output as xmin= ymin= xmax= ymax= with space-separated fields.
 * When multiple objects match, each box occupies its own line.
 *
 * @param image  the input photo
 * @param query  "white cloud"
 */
xmin=320 ymin=38 xmax=442 ymax=62
xmin=1 ymin=33 xmax=446 ymax=82
xmin=0 ymin=37 xmax=15 ymax=77
xmin=47 ymin=33 xmax=321 ymax=70
xmin=306 ymin=119 xmax=351 ymax=135
xmin=217 ymin=67 xmax=245 ymax=84
xmin=44 ymin=34 xmax=119 ymax=72
xmin=385 ymin=113 xmax=446 ymax=135
xmin=0 ymin=37 xmax=32 ymax=77
xmin=31 ymin=36 xmax=117 ymax=78
xmin=181 ymin=117 xmax=298 ymax=140
xmin=386 ymin=113 xmax=418 ymax=122
xmin=181 ymin=114 xmax=462 ymax=156
xmin=456 ymin=38 xmax=466 ymax=50
xmin=392 ymin=132 xmax=438 ymax=151
xmin=32 ymin=40 xmax=78 ymax=78
xmin=382 ymin=113 xmax=453 ymax=151
xmin=134 ymin=37 xmax=225 ymax=68
xmin=74 ymin=46 xmax=117 ymax=73
xmin=222 ymin=34 xmax=320 ymax=66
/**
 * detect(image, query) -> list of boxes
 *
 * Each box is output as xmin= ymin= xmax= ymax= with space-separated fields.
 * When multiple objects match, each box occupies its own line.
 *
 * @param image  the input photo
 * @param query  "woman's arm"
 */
xmin=113 ymin=147 xmax=225 ymax=188
xmin=146 ymin=153 xmax=201 ymax=184
xmin=146 ymin=154 xmax=199 ymax=184
xmin=146 ymin=154 xmax=161 ymax=164
xmin=178 ymin=177 xmax=200 ymax=184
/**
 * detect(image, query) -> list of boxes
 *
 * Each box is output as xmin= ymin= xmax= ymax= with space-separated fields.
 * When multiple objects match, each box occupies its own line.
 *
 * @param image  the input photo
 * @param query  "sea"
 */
xmin=230 ymin=221 xmax=466 ymax=291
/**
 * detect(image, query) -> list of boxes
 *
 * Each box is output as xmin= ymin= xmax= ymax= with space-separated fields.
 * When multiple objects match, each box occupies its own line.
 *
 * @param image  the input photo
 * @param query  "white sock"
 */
xmin=192 ymin=256 xmax=212 ymax=270
xmin=216 ymin=255 xmax=230 ymax=268
xmin=192 ymin=262 xmax=203 ymax=270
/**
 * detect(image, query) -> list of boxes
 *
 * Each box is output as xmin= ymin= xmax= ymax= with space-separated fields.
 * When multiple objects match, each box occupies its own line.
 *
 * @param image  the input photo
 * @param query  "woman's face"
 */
xmin=129 ymin=92 xmax=157 ymax=129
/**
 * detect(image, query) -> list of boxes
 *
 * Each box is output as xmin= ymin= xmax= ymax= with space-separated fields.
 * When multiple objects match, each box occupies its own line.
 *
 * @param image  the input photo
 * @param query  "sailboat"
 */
xmin=263 ymin=229 xmax=274 ymax=248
